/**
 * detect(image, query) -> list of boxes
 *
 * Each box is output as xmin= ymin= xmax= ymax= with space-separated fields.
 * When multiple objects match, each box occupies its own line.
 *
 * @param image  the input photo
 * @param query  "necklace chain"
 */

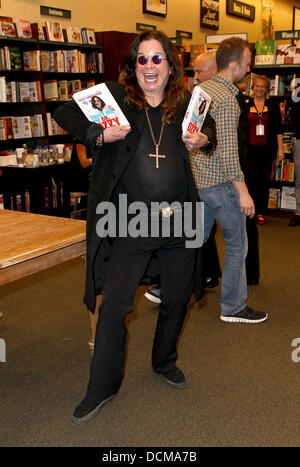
xmin=145 ymin=108 xmax=165 ymax=149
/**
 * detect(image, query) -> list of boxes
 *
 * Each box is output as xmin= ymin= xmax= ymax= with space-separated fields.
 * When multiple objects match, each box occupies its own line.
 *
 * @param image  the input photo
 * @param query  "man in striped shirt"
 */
xmin=192 ymin=37 xmax=268 ymax=323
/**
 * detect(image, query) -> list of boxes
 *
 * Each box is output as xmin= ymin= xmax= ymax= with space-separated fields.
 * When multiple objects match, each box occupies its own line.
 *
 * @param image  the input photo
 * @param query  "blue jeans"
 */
xmin=198 ymin=183 xmax=248 ymax=316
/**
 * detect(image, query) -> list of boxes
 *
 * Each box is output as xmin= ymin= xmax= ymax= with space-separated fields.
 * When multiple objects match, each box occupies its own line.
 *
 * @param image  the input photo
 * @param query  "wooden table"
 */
xmin=0 ymin=210 xmax=86 ymax=286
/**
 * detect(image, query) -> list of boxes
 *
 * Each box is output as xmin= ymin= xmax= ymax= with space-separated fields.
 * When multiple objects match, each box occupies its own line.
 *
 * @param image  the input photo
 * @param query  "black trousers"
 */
xmin=248 ymin=144 xmax=273 ymax=215
xmin=202 ymin=221 xmax=221 ymax=280
xmin=86 ymin=235 xmax=197 ymax=402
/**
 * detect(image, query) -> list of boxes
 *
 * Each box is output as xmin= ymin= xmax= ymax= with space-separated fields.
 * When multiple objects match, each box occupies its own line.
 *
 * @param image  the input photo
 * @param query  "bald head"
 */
xmin=193 ymin=51 xmax=217 ymax=84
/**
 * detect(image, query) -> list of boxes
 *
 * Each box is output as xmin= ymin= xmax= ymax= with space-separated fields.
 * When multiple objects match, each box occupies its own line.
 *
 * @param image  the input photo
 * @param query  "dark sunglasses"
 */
xmin=137 ymin=55 xmax=167 ymax=65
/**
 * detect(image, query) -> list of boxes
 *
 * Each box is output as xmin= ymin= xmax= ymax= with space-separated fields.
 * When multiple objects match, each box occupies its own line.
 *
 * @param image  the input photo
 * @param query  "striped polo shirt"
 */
xmin=190 ymin=74 xmax=245 ymax=189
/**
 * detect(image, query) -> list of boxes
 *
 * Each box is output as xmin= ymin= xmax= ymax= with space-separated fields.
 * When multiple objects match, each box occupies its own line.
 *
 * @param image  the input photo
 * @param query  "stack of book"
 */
xmin=0 ymin=76 xmax=42 ymax=102
xmin=0 ymin=115 xmax=45 ymax=140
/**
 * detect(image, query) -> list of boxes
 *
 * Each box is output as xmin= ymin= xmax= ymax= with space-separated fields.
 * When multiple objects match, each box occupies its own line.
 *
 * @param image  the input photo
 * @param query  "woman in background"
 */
xmin=246 ymin=75 xmax=284 ymax=225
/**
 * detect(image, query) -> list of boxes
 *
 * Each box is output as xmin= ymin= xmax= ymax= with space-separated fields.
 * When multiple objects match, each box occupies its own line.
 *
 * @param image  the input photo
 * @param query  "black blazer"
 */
xmin=54 ymin=81 xmax=216 ymax=310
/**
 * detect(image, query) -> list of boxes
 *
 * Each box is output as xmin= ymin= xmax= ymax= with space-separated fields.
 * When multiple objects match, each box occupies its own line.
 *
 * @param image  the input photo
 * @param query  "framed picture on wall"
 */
xmin=143 ymin=0 xmax=167 ymax=17
xmin=293 ymin=6 xmax=300 ymax=30
xmin=200 ymin=0 xmax=219 ymax=30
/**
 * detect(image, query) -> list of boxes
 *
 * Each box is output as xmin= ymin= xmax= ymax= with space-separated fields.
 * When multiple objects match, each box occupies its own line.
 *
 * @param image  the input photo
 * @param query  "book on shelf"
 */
xmin=97 ymin=52 xmax=104 ymax=73
xmin=0 ymin=116 xmax=13 ymax=139
xmin=30 ymin=114 xmax=45 ymax=137
xmin=58 ymin=80 xmax=69 ymax=101
xmin=37 ymin=24 xmax=45 ymax=41
xmin=0 ymin=17 xmax=17 ymax=37
xmin=81 ymin=79 xmax=96 ymax=89
xmin=0 ymin=194 xmax=4 ymax=209
xmin=9 ymin=47 xmax=22 ymax=70
xmin=268 ymin=187 xmax=280 ymax=209
xmin=283 ymin=132 xmax=296 ymax=156
xmin=40 ymin=50 xmax=54 ymax=72
xmin=53 ymin=50 xmax=65 ymax=72
xmin=269 ymin=75 xmax=285 ymax=96
xmin=86 ymin=51 xmax=98 ymax=73
xmin=0 ymin=75 xmax=6 ymax=102
xmin=254 ymin=40 xmax=277 ymax=65
xmin=66 ymin=49 xmax=80 ymax=73
xmin=5 ymin=81 xmax=17 ymax=102
xmin=23 ymin=50 xmax=41 ymax=71
xmin=12 ymin=116 xmax=32 ymax=139
xmin=280 ymin=186 xmax=296 ymax=210
xmin=182 ymin=85 xmax=211 ymax=136
xmin=276 ymin=43 xmax=300 ymax=65
xmin=19 ymin=81 xmax=30 ymax=102
xmin=44 ymin=80 xmax=59 ymax=101
xmin=15 ymin=19 xmax=32 ymax=39
xmin=68 ymin=79 xmax=82 ymax=97
xmin=65 ymin=26 xmax=82 ymax=44
xmin=72 ymin=83 xmax=130 ymax=127
xmin=81 ymin=28 xmax=96 ymax=45
xmin=45 ymin=21 xmax=64 ymax=42
xmin=28 ymin=81 xmax=42 ymax=102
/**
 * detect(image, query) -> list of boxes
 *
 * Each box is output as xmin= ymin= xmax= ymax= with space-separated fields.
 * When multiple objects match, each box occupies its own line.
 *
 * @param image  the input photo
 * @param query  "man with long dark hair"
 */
xmin=54 ymin=31 xmax=215 ymax=423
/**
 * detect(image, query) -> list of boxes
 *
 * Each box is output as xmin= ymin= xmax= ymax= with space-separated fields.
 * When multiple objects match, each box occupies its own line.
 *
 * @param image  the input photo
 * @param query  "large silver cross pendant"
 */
xmin=149 ymin=145 xmax=165 ymax=168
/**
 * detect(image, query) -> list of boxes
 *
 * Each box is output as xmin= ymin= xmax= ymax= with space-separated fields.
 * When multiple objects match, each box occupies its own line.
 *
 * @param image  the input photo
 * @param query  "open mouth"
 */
xmin=144 ymin=73 xmax=158 ymax=82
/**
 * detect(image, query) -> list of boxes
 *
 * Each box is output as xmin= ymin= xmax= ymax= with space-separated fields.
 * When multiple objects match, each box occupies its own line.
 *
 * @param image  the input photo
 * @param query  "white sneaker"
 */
xmin=144 ymin=287 xmax=161 ymax=304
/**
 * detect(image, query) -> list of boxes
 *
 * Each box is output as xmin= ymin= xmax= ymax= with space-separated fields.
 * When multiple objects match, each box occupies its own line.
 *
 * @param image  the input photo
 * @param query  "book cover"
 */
xmin=58 ymin=80 xmax=69 ymax=101
xmin=0 ymin=17 xmax=17 ymax=37
xmin=281 ymin=186 xmax=296 ymax=210
xmin=81 ymin=28 xmax=96 ymax=45
xmin=12 ymin=116 xmax=32 ymax=139
xmin=45 ymin=21 xmax=64 ymax=42
xmin=276 ymin=44 xmax=297 ymax=65
xmin=65 ymin=26 xmax=82 ymax=44
xmin=19 ymin=82 xmax=30 ymax=102
xmin=15 ymin=19 xmax=32 ymax=39
xmin=268 ymin=188 xmax=280 ymax=209
xmin=23 ymin=50 xmax=40 ymax=71
xmin=182 ymin=85 xmax=211 ymax=135
xmin=255 ymin=40 xmax=277 ymax=65
xmin=9 ymin=47 xmax=22 ymax=70
xmin=0 ymin=76 xmax=6 ymax=102
xmin=40 ymin=50 xmax=53 ymax=72
xmin=38 ymin=24 xmax=45 ymax=40
xmin=66 ymin=49 xmax=80 ymax=73
xmin=44 ymin=80 xmax=59 ymax=101
xmin=73 ymin=83 xmax=130 ymax=128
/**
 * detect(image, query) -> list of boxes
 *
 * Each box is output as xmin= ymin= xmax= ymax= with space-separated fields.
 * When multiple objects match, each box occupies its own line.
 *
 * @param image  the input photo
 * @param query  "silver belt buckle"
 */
xmin=159 ymin=207 xmax=175 ymax=217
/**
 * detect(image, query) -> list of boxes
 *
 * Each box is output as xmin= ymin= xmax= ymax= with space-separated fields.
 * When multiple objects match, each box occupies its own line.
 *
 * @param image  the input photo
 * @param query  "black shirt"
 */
xmin=119 ymin=104 xmax=188 ymax=206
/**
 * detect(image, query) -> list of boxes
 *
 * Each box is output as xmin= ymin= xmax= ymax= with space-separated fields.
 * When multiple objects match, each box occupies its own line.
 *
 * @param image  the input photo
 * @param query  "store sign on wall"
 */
xmin=40 ymin=6 xmax=71 ymax=19
xmin=226 ymin=0 xmax=255 ymax=22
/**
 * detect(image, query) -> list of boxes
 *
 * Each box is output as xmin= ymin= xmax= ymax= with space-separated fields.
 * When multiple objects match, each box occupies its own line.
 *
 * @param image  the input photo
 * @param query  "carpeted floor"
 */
xmin=1 ymin=215 xmax=300 ymax=447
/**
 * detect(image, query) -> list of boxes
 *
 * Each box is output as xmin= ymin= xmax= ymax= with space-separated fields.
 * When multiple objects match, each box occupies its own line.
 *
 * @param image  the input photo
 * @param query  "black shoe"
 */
xmin=72 ymin=394 xmax=116 ymax=424
xmin=247 ymin=279 xmax=259 ymax=285
xmin=155 ymin=365 xmax=187 ymax=389
xmin=289 ymin=215 xmax=300 ymax=227
xmin=205 ymin=276 xmax=219 ymax=288
xmin=220 ymin=306 xmax=268 ymax=324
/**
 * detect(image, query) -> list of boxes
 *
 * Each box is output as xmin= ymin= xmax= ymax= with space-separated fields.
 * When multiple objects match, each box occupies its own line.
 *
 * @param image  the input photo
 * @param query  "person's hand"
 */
xmin=182 ymin=132 xmax=208 ymax=152
xmin=276 ymin=149 xmax=285 ymax=163
xmin=96 ymin=125 xmax=131 ymax=145
xmin=239 ymin=192 xmax=255 ymax=218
